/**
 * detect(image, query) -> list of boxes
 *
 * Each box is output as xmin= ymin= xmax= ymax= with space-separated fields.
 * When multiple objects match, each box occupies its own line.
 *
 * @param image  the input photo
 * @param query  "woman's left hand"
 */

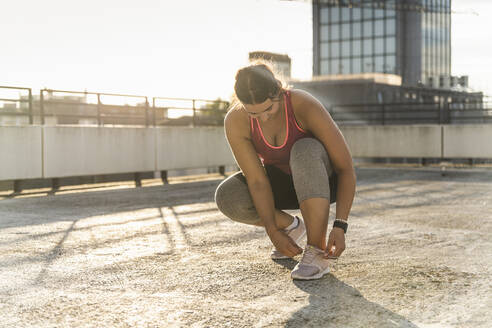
xmin=324 ymin=228 xmax=346 ymax=259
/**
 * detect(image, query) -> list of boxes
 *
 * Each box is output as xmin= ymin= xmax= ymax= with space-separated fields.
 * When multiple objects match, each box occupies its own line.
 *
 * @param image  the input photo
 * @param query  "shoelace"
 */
xmin=300 ymin=246 xmax=318 ymax=265
xmin=284 ymin=217 xmax=299 ymax=233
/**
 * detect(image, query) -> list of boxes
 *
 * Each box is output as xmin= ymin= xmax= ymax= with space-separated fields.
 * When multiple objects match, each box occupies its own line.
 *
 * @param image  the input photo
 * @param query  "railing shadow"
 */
xmin=0 ymin=177 xmax=224 ymax=230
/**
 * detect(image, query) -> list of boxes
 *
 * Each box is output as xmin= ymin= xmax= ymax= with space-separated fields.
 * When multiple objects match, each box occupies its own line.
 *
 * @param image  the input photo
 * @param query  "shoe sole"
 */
xmin=291 ymin=266 xmax=331 ymax=280
xmin=270 ymin=229 xmax=307 ymax=260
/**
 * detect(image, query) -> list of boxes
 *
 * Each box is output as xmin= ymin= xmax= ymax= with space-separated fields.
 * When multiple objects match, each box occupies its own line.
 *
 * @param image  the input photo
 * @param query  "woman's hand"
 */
xmin=324 ymin=228 xmax=346 ymax=259
xmin=267 ymin=228 xmax=303 ymax=258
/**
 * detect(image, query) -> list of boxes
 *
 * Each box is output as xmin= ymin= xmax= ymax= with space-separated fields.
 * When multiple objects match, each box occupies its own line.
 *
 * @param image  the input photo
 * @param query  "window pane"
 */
xmin=375 ymin=37 xmax=384 ymax=54
xmin=352 ymin=40 xmax=361 ymax=56
xmin=386 ymin=18 xmax=396 ymax=35
xmin=363 ymin=21 xmax=372 ymax=37
xmin=330 ymin=24 xmax=340 ymax=40
xmin=363 ymin=8 xmax=372 ymax=20
xmin=386 ymin=36 xmax=396 ymax=53
xmin=320 ymin=26 xmax=329 ymax=42
xmin=375 ymin=20 xmax=384 ymax=36
xmin=375 ymin=8 xmax=384 ymax=19
xmin=342 ymin=41 xmax=350 ymax=57
xmin=363 ymin=56 xmax=374 ymax=72
xmin=375 ymin=56 xmax=384 ymax=72
xmin=363 ymin=39 xmax=373 ymax=55
xmin=320 ymin=59 xmax=329 ymax=75
xmin=341 ymin=59 xmax=350 ymax=74
xmin=320 ymin=7 xmax=329 ymax=24
xmin=353 ymin=22 xmax=361 ymax=38
xmin=341 ymin=8 xmax=350 ymax=22
xmin=353 ymin=57 xmax=362 ymax=74
xmin=320 ymin=43 xmax=329 ymax=58
xmin=330 ymin=7 xmax=339 ymax=23
xmin=385 ymin=55 xmax=396 ymax=73
xmin=341 ymin=23 xmax=350 ymax=39
xmin=387 ymin=0 xmax=396 ymax=17
xmin=331 ymin=59 xmax=340 ymax=74
xmin=353 ymin=8 xmax=361 ymax=20
xmin=331 ymin=42 xmax=340 ymax=58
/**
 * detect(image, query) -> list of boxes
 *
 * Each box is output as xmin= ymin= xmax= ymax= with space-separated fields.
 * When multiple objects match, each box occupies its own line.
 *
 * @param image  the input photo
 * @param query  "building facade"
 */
xmin=313 ymin=0 xmax=452 ymax=86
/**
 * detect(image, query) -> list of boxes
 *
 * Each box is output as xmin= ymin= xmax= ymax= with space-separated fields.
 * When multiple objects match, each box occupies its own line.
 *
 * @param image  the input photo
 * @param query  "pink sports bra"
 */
xmin=250 ymin=90 xmax=313 ymax=174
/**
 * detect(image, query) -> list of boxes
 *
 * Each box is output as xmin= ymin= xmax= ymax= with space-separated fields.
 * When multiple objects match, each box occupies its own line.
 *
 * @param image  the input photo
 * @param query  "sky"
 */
xmin=1 ymin=0 xmax=491 ymax=102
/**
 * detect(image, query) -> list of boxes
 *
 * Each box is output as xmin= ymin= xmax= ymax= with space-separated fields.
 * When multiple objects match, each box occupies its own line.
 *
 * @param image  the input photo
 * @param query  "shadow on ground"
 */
xmin=273 ymin=259 xmax=418 ymax=327
xmin=287 ymin=276 xmax=419 ymax=328
xmin=0 ymin=178 xmax=224 ymax=229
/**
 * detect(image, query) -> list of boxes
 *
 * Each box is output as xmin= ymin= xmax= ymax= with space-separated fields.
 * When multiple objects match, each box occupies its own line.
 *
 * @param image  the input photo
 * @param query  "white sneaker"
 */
xmin=291 ymin=245 xmax=332 ymax=280
xmin=270 ymin=216 xmax=306 ymax=260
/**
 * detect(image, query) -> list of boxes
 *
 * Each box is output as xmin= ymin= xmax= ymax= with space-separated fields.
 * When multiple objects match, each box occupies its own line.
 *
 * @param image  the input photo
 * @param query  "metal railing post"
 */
xmin=145 ymin=96 xmax=149 ymax=127
xmin=28 ymin=88 xmax=33 ymax=125
xmin=97 ymin=93 xmax=102 ymax=126
xmin=192 ymin=99 xmax=196 ymax=127
xmin=382 ymin=104 xmax=385 ymax=125
xmin=152 ymin=97 xmax=156 ymax=126
xmin=438 ymin=101 xmax=442 ymax=124
xmin=40 ymin=90 xmax=45 ymax=125
xmin=446 ymin=101 xmax=450 ymax=124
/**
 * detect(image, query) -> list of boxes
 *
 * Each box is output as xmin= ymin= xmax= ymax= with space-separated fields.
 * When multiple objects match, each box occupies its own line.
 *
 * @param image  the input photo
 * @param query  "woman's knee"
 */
xmin=291 ymin=138 xmax=325 ymax=159
xmin=290 ymin=138 xmax=332 ymax=173
xmin=214 ymin=175 xmax=238 ymax=217
xmin=214 ymin=174 xmax=261 ymax=225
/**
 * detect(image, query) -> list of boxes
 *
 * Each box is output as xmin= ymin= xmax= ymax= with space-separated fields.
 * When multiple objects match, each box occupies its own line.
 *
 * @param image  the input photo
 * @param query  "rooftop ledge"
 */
xmin=291 ymin=73 xmax=403 ymax=86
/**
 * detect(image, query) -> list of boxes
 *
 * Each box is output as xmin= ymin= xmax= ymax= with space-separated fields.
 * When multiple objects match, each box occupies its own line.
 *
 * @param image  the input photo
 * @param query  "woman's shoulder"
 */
xmin=288 ymin=89 xmax=325 ymax=121
xmin=224 ymin=103 xmax=250 ymax=136
xmin=289 ymin=88 xmax=318 ymax=107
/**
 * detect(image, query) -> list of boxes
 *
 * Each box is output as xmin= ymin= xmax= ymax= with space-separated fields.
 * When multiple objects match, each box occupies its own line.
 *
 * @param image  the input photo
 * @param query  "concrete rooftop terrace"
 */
xmin=1 ymin=166 xmax=491 ymax=328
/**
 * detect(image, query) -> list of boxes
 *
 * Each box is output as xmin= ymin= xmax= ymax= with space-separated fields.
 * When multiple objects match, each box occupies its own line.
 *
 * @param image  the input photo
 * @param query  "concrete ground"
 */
xmin=0 ymin=167 xmax=491 ymax=328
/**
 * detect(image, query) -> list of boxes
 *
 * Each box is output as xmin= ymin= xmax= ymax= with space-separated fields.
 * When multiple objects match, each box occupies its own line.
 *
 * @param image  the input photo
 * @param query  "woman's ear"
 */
xmin=268 ymin=81 xmax=282 ymax=99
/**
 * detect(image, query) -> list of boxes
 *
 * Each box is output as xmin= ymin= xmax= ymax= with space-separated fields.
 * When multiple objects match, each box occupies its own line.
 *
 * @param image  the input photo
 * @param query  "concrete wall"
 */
xmin=443 ymin=125 xmax=492 ymax=158
xmin=1 ymin=124 xmax=491 ymax=181
xmin=0 ymin=126 xmax=43 ymax=180
xmin=43 ymin=126 xmax=155 ymax=178
xmin=340 ymin=125 xmax=442 ymax=158
xmin=156 ymin=127 xmax=234 ymax=170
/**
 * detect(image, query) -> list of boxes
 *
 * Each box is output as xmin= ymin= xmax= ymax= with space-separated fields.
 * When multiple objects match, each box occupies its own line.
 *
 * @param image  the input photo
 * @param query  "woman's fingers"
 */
xmin=333 ymin=245 xmax=345 ymax=257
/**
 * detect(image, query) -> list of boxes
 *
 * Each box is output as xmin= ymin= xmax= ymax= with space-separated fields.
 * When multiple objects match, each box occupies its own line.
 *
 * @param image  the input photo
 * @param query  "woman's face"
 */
xmin=243 ymin=97 xmax=281 ymax=123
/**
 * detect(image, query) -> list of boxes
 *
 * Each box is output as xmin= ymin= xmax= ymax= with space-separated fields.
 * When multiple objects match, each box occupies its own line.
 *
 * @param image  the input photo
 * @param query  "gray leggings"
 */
xmin=215 ymin=138 xmax=337 ymax=225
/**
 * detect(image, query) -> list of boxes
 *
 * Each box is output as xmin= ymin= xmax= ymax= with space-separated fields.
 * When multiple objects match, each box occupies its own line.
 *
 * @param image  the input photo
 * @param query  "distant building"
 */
xmin=312 ymin=0 xmax=457 ymax=87
xmin=0 ymin=102 xmax=30 ymax=125
xmin=292 ymin=0 xmax=485 ymax=124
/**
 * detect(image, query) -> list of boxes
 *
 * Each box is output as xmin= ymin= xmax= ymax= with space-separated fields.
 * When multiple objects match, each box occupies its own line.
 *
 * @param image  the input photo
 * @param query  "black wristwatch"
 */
xmin=333 ymin=219 xmax=348 ymax=233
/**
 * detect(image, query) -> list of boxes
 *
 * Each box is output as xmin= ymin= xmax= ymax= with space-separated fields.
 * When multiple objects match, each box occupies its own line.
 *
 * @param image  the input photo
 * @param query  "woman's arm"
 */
xmin=224 ymin=109 xmax=302 ymax=257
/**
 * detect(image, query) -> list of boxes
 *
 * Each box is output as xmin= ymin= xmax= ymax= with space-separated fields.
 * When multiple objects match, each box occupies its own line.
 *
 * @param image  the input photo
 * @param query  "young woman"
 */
xmin=215 ymin=62 xmax=356 ymax=280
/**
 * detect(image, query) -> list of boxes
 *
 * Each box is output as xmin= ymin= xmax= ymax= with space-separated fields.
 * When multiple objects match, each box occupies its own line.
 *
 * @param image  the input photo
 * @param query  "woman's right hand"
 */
xmin=267 ymin=228 xmax=303 ymax=258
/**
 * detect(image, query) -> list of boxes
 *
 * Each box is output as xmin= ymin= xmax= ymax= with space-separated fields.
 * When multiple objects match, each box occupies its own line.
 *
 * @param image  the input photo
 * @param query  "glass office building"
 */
xmin=313 ymin=0 xmax=451 ymax=86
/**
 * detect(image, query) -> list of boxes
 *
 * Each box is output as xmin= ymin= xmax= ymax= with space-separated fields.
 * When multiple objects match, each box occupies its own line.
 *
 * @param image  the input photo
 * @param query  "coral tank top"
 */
xmin=250 ymin=90 xmax=313 ymax=175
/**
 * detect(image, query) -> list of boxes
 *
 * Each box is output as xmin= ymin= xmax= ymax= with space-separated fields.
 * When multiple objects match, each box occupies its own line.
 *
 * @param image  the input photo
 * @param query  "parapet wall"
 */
xmin=1 ymin=125 xmax=491 ymax=181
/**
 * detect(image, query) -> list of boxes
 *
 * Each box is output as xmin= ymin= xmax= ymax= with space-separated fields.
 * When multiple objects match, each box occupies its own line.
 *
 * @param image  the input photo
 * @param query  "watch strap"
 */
xmin=333 ymin=220 xmax=348 ymax=233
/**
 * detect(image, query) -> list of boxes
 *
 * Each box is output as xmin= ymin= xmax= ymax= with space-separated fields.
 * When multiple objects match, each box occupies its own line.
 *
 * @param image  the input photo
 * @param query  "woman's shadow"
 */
xmin=274 ymin=259 xmax=419 ymax=328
